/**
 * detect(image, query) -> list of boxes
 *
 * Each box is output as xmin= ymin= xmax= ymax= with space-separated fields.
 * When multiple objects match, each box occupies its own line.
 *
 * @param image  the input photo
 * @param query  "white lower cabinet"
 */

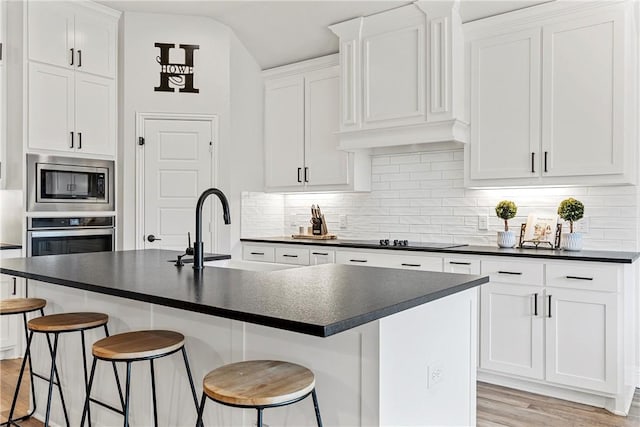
xmin=479 ymin=258 xmax=632 ymax=412
xmin=480 ymin=283 xmax=544 ymax=379
xmin=545 ymin=287 xmax=617 ymax=393
xmin=0 ymin=249 xmax=26 ymax=360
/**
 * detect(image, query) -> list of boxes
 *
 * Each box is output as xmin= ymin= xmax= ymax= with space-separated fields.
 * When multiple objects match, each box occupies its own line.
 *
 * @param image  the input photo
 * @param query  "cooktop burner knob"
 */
xmin=393 ymin=239 xmax=399 ymax=246
xmin=403 ymin=240 xmax=409 ymax=246
xmin=380 ymin=239 xmax=389 ymax=246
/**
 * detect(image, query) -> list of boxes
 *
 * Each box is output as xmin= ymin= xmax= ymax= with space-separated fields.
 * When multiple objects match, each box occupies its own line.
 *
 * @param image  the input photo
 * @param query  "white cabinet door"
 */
xmin=264 ymin=76 xmax=304 ymax=188
xmin=541 ymin=11 xmax=625 ymax=178
xmin=75 ymin=73 xmax=115 ymax=156
xmin=74 ymin=10 xmax=117 ymax=78
xmin=545 ymin=288 xmax=617 ymax=393
xmin=469 ymin=28 xmax=541 ymax=180
xmin=28 ymin=1 xmax=74 ymax=69
xmin=480 ymin=283 xmax=544 ymax=379
xmin=362 ymin=25 xmax=425 ymax=126
xmin=0 ymin=275 xmax=19 ymax=359
xmin=28 ymin=62 xmax=75 ymax=152
xmin=304 ymin=66 xmax=349 ymax=187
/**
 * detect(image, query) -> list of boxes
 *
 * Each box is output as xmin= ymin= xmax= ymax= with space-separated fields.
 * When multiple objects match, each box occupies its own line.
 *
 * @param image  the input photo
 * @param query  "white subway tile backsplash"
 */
xmin=241 ymin=148 xmax=638 ymax=250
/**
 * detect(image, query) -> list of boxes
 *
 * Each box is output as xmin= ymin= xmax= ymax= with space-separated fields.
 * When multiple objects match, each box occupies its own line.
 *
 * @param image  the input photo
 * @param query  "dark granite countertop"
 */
xmin=0 ymin=243 xmax=22 ymax=250
xmin=0 ymin=249 xmax=487 ymax=337
xmin=241 ymin=237 xmax=640 ymax=264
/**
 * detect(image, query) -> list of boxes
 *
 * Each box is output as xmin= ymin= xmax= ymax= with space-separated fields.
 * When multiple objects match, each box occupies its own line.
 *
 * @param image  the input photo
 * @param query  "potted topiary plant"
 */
xmin=557 ymin=197 xmax=585 ymax=251
xmin=495 ymin=200 xmax=518 ymax=248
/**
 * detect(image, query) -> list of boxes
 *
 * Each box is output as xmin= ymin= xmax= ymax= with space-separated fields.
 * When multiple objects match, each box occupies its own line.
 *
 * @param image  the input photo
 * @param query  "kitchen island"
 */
xmin=1 ymin=249 xmax=488 ymax=426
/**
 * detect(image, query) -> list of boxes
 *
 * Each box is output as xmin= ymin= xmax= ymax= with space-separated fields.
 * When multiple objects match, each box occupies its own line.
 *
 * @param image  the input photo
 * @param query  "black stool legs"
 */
xmin=4 ymin=308 xmax=71 ymax=427
xmin=195 ymin=389 xmax=323 ymax=427
xmin=82 ymin=346 xmax=199 ymax=427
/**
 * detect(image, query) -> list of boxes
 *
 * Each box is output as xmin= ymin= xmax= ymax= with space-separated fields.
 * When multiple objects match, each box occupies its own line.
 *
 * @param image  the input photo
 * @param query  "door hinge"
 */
xmin=138 ymin=137 xmax=145 ymax=146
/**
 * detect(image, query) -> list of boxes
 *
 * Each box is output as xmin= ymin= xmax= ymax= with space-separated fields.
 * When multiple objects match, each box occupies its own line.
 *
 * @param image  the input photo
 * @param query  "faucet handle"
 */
xmin=185 ymin=231 xmax=194 ymax=255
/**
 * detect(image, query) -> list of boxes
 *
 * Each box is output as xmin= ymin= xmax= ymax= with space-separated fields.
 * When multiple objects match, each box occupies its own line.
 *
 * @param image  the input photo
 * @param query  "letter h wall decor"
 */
xmin=154 ymin=43 xmax=200 ymax=93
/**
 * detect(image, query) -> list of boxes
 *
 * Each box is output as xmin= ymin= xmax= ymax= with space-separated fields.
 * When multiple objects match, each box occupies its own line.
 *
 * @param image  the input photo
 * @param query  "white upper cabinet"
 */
xmin=329 ymin=1 xmax=467 ymax=150
xmin=469 ymin=29 xmax=541 ymax=180
xmin=264 ymin=75 xmax=304 ymax=188
xmin=541 ymin=11 xmax=625 ymax=178
xmin=26 ymin=0 xmax=119 ymax=157
xmin=28 ymin=1 xmax=116 ymax=78
xmin=465 ymin=1 xmax=637 ymax=187
xmin=263 ymin=55 xmax=370 ymax=192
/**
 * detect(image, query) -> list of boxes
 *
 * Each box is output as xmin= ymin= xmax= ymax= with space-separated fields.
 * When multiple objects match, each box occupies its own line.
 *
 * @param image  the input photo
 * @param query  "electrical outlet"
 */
xmin=426 ymin=364 xmax=444 ymax=389
xmin=339 ymin=215 xmax=348 ymax=229
xmin=478 ymin=215 xmax=488 ymax=231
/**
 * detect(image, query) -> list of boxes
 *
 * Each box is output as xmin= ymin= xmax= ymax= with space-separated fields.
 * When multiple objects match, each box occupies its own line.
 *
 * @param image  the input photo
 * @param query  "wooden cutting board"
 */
xmin=291 ymin=234 xmax=337 ymax=240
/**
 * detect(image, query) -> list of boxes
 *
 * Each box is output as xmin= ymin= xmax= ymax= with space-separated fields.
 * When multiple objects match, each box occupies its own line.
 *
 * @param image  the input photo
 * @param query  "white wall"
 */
xmin=0 ymin=190 xmax=23 ymax=244
xmin=118 ymin=12 xmax=262 ymax=254
xmin=242 ymin=148 xmax=639 ymax=252
xmin=228 ymin=34 xmax=264 ymax=259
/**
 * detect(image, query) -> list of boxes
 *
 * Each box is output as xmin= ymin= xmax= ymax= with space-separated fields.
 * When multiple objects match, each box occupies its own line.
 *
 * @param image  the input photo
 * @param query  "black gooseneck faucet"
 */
xmin=193 ymin=188 xmax=231 ymax=270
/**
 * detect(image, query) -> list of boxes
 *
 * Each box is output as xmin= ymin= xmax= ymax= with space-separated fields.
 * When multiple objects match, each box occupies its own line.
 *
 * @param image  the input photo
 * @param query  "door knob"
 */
xmin=147 ymin=234 xmax=161 ymax=242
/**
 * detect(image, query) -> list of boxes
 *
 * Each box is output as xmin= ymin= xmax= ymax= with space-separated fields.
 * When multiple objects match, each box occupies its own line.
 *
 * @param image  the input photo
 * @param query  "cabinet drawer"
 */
xmin=381 ymin=253 xmax=443 ymax=272
xmin=309 ymin=248 xmax=335 ymax=265
xmin=482 ymin=260 xmax=543 ymax=285
xmin=275 ymin=247 xmax=310 ymax=265
xmin=336 ymin=251 xmax=376 ymax=266
xmin=243 ymin=245 xmax=275 ymax=263
xmin=545 ymin=263 xmax=619 ymax=292
xmin=444 ymin=257 xmax=480 ymax=275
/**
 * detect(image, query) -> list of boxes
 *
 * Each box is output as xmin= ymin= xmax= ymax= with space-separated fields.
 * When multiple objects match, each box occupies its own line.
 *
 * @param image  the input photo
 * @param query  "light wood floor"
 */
xmin=2 ymin=358 xmax=639 ymax=426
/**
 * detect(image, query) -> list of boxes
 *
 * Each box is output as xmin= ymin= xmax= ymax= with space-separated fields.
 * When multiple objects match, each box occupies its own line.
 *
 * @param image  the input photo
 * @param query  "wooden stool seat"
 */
xmin=28 ymin=312 xmax=108 ymax=332
xmin=203 ymin=360 xmax=316 ymax=407
xmin=92 ymin=330 xmax=185 ymax=360
xmin=0 ymin=298 xmax=46 ymax=315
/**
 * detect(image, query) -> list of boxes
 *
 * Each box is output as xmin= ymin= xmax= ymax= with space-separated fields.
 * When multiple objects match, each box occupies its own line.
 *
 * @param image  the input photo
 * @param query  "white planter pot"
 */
xmin=497 ymin=231 xmax=516 ymax=248
xmin=563 ymin=232 xmax=583 ymax=251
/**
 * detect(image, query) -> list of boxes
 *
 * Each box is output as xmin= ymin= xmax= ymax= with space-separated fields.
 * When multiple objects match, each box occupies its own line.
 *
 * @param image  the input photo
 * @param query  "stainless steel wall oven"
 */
xmin=27 ymin=216 xmax=115 ymax=257
xmin=27 ymin=154 xmax=114 ymax=212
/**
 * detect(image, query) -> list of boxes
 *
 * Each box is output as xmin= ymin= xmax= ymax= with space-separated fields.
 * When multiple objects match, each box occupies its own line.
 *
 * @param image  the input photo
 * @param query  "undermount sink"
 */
xmin=204 ymin=259 xmax=295 ymax=272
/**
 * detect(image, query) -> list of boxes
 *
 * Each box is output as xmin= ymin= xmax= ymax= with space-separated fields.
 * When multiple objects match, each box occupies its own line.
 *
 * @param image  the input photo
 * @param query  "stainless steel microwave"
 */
xmin=27 ymin=154 xmax=114 ymax=212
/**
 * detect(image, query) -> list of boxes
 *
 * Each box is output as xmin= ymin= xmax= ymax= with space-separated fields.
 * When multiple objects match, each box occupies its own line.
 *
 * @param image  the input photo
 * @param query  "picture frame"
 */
xmin=519 ymin=213 xmax=562 ymax=249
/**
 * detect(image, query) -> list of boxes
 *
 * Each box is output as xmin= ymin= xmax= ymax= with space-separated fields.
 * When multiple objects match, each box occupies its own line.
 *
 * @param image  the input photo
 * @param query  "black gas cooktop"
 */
xmin=335 ymin=239 xmax=467 ymax=249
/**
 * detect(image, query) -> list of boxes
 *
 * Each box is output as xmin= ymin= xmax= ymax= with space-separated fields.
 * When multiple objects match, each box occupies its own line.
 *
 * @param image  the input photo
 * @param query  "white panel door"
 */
xmin=541 ymin=11 xmax=625 ymax=177
xmin=264 ymin=76 xmax=304 ymax=188
xmin=28 ymin=62 xmax=75 ymax=152
xmin=143 ymin=119 xmax=214 ymax=251
xmin=470 ymin=28 xmax=541 ymax=179
xmin=545 ymin=288 xmax=617 ymax=393
xmin=28 ymin=1 xmax=74 ymax=69
xmin=304 ymin=66 xmax=349 ymax=187
xmin=75 ymin=73 xmax=115 ymax=156
xmin=362 ymin=26 xmax=425 ymax=125
xmin=480 ymin=283 xmax=544 ymax=379
xmin=74 ymin=10 xmax=116 ymax=78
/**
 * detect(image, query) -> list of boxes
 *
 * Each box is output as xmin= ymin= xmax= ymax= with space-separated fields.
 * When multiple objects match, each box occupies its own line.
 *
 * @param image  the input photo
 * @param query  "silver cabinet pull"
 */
xmin=497 ymin=271 xmax=522 ymax=275
xmin=566 ymin=275 xmax=593 ymax=281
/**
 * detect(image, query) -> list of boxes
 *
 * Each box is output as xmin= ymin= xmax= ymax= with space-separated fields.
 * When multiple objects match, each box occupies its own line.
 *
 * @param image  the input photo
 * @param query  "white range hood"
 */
xmin=329 ymin=0 xmax=467 ymax=151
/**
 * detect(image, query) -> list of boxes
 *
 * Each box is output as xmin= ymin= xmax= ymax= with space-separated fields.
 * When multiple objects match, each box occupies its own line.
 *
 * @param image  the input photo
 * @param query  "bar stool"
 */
xmin=81 ymin=330 xmax=200 ymax=427
xmin=1 ymin=298 xmax=47 ymax=426
xmin=18 ymin=312 xmax=124 ymax=427
xmin=196 ymin=360 xmax=323 ymax=427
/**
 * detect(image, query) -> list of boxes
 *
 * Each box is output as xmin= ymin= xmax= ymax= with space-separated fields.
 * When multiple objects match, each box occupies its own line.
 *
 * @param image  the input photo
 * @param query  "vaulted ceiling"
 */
xmin=100 ymin=1 xmax=549 ymax=69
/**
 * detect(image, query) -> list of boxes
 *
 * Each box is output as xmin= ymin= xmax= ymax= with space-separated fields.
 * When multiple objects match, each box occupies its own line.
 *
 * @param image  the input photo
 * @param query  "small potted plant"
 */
xmin=557 ymin=197 xmax=585 ymax=251
xmin=495 ymin=200 xmax=518 ymax=248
